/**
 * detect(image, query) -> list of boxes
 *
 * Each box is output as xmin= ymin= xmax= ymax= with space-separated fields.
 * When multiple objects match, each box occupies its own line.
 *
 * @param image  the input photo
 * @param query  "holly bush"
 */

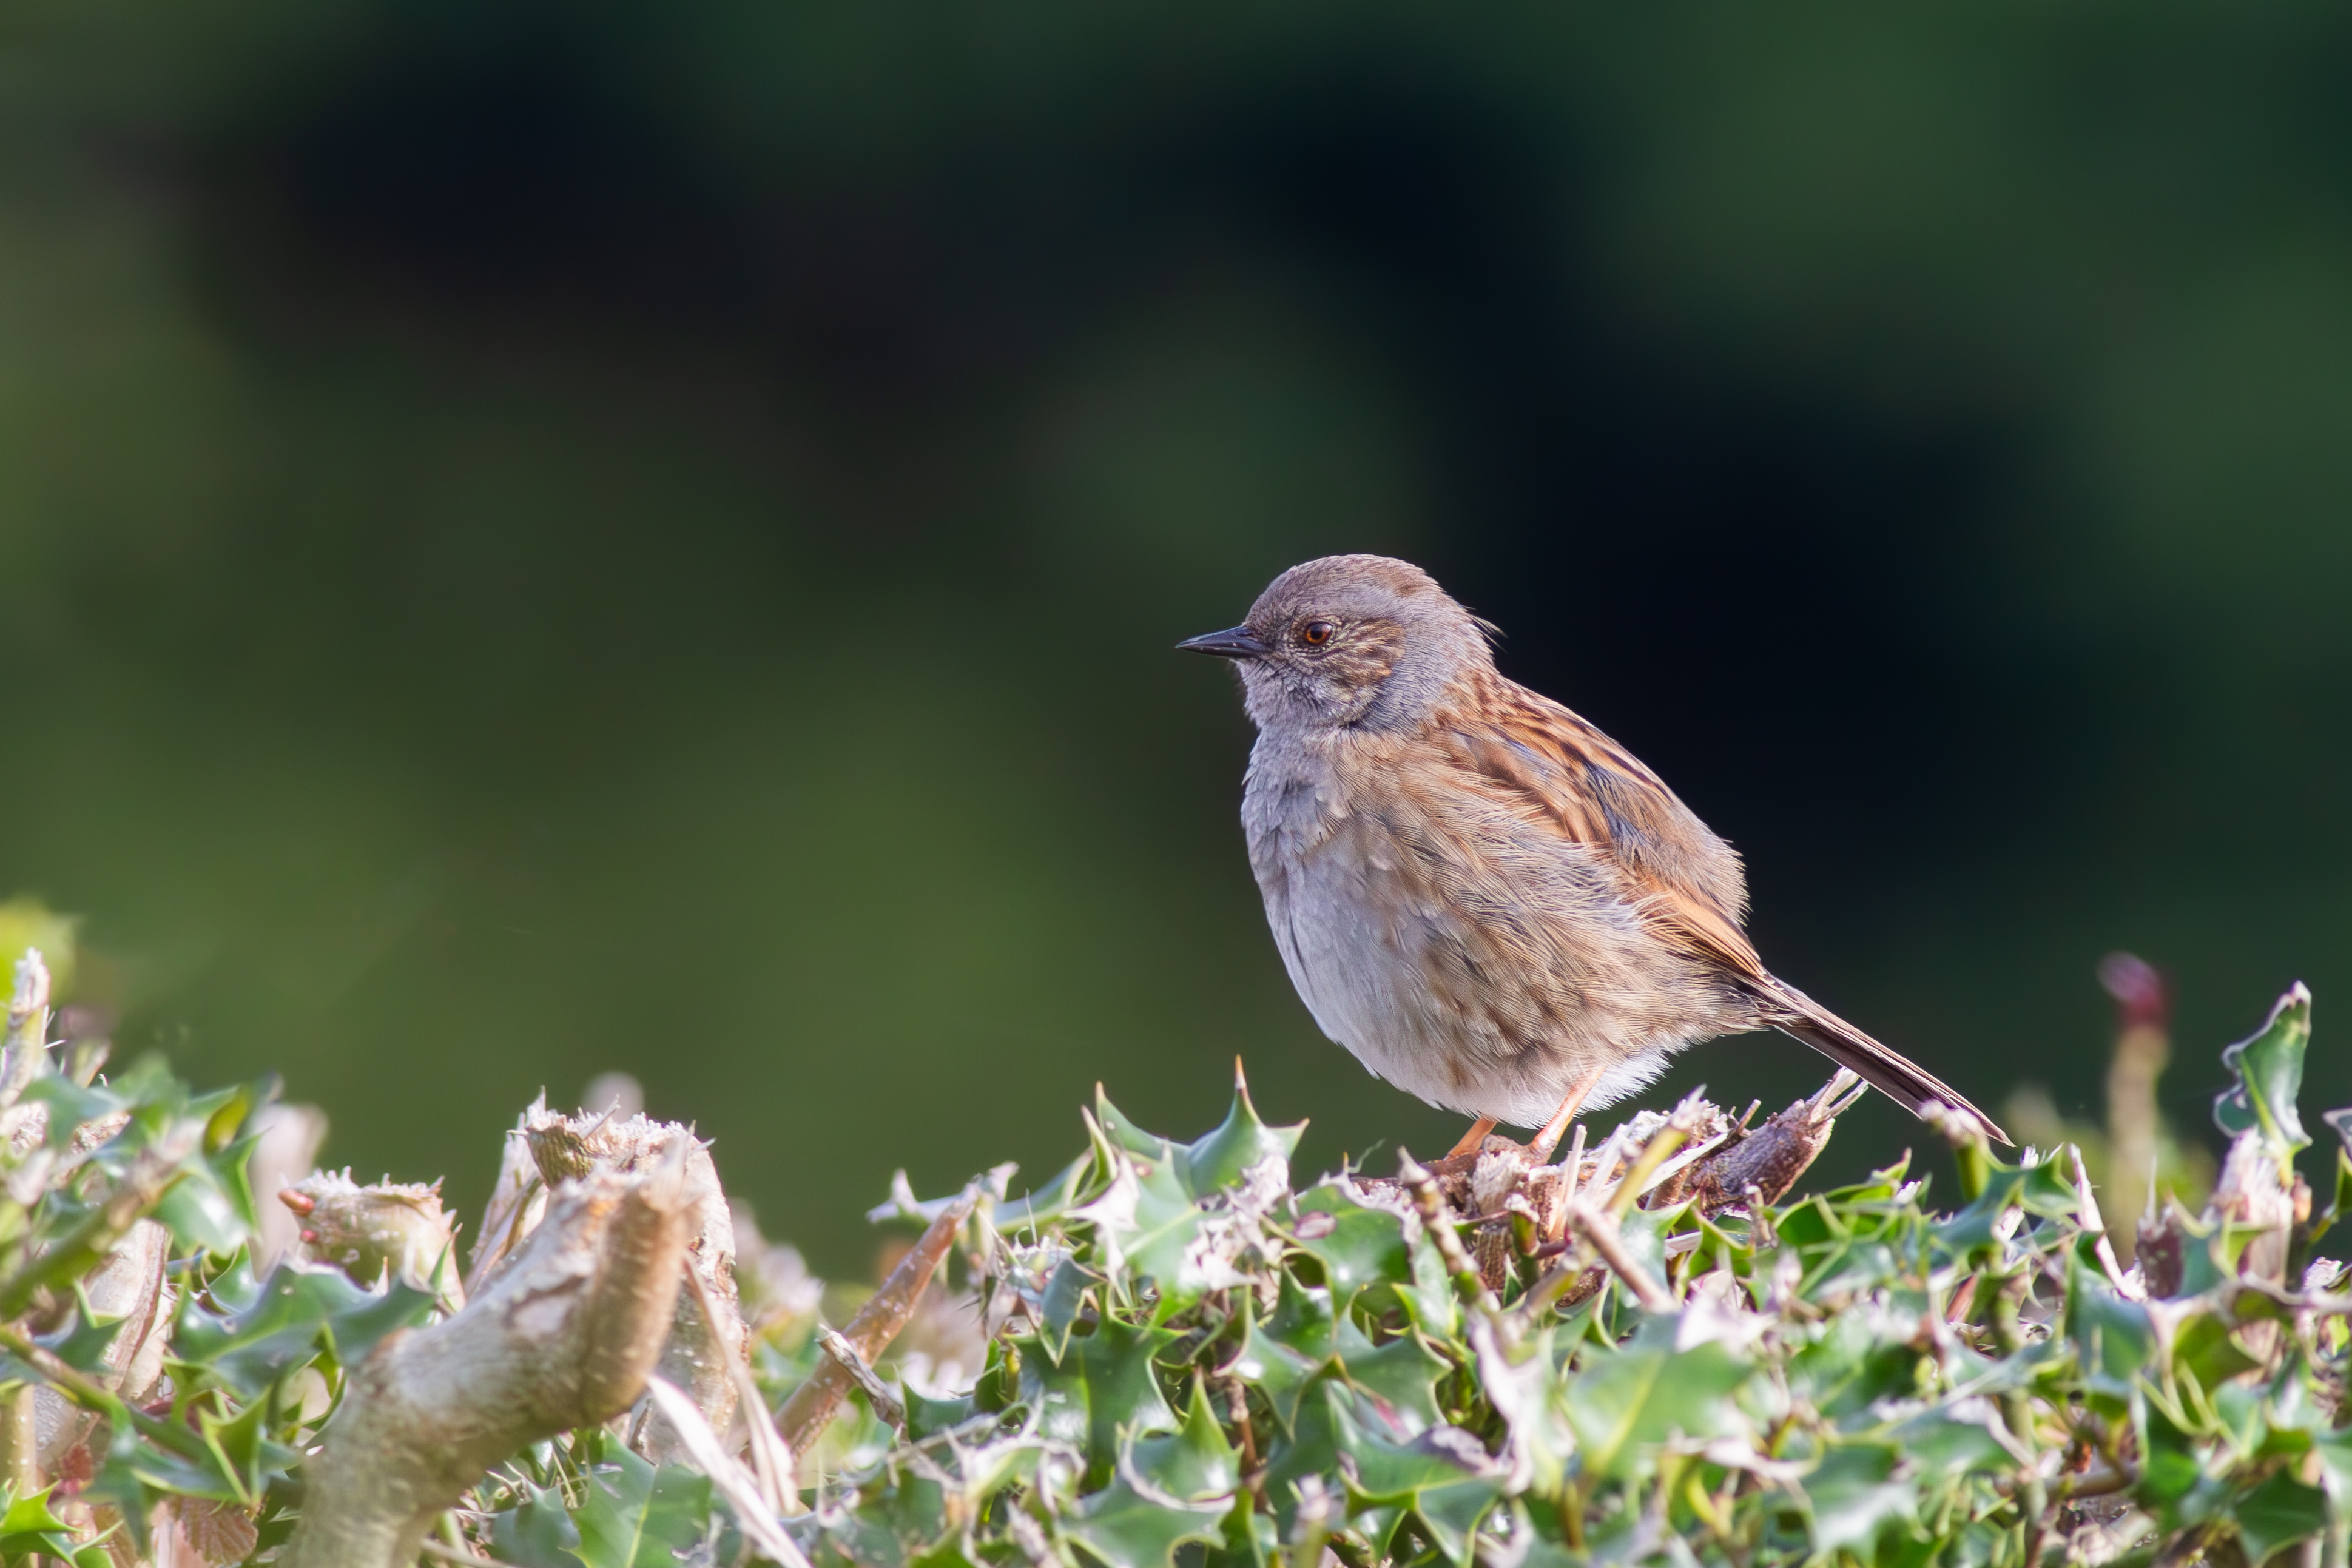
xmin=0 ymin=947 xmax=2346 ymax=1568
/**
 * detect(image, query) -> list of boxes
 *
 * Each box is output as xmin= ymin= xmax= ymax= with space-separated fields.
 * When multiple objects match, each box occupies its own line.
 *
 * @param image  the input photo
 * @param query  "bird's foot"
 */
xmin=1444 ymin=1116 xmax=1498 ymax=1159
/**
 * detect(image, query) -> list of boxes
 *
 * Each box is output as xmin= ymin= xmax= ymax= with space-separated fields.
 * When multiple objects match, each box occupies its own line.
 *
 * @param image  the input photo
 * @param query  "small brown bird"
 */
xmin=1180 ymin=553 xmax=2007 ymax=1157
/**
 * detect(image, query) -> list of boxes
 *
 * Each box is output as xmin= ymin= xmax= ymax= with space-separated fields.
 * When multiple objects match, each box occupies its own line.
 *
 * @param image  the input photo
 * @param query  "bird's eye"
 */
xmin=1298 ymin=621 xmax=1336 ymax=647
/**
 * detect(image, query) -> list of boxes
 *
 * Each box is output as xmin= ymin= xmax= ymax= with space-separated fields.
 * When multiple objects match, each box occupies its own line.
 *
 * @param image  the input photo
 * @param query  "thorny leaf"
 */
xmin=1120 ymin=1152 xmax=1238 ymax=1321
xmin=1059 ymin=1469 xmax=1228 ymax=1568
xmin=1038 ymin=1256 xmax=1096 ymax=1365
xmin=2215 ymin=983 xmax=2312 ymax=1155
xmin=1327 ymin=1396 xmax=1505 ymax=1564
xmin=490 ymin=1481 xmax=584 ymax=1568
xmin=1225 ymin=1273 xmax=1343 ymax=1432
xmin=1801 ymin=1444 xmax=1918 ymax=1558
xmin=1560 ymin=1314 xmax=1748 ymax=1482
xmin=567 ymin=1447 xmax=711 ymax=1568
xmin=0 ymin=1485 xmax=110 ymax=1568
xmin=1291 ymin=1183 xmax=1414 ymax=1313
xmin=174 ymin=1257 xmax=437 ymax=1400
xmin=2235 ymin=1469 xmax=2329 ymax=1564
xmin=1128 ymin=1381 xmax=1241 ymax=1502
xmin=1184 ymin=1065 xmax=1304 ymax=1197
xmin=2067 ymin=1263 xmax=2157 ymax=1395
xmin=1015 ymin=1316 xmax=1180 ymax=1490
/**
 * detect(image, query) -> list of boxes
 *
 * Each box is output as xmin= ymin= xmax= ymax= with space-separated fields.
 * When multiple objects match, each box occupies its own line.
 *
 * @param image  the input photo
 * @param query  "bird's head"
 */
xmin=1178 ymin=554 xmax=1495 ymax=733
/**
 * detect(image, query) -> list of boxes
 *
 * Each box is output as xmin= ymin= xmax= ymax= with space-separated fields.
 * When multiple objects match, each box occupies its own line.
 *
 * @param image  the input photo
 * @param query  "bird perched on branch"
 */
xmin=1179 ymin=553 xmax=2008 ymax=1157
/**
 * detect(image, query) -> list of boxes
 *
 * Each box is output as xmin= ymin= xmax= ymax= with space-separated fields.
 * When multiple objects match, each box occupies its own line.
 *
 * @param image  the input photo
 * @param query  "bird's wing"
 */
xmin=1434 ymin=676 xmax=2013 ymax=1144
xmin=1432 ymin=675 xmax=1764 ymax=977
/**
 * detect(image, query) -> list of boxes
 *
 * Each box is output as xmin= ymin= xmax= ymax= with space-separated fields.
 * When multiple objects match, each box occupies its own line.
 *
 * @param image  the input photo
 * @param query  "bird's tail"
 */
xmin=1750 ymin=974 xmax=2012 ymax=1146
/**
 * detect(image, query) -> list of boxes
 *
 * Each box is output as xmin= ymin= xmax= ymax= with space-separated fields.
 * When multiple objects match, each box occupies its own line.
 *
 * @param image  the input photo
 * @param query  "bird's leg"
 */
xmin=1445 ymin=1116 xmax=1498 ymax=1159
xmin=1527 ymin=1065 xmax=1610 ymax=1163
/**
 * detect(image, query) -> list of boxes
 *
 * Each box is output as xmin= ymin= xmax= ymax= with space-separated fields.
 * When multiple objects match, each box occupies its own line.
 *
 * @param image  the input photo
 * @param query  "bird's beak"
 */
xmin=1176 ymin=625 xmax=1270 ymax=659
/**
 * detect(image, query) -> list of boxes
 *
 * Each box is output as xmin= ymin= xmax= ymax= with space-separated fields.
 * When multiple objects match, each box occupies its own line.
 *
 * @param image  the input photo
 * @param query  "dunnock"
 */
xmin=1181 ymin=553 xmax=2008 ymax=1155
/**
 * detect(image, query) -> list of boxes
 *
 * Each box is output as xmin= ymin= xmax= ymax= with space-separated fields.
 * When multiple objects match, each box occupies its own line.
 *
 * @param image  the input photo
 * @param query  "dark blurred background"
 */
xmin=3 ymin=1 xmax=2347 ymax=1269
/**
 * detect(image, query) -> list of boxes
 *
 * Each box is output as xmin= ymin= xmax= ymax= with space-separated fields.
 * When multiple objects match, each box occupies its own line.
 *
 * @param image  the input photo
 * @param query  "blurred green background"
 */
xmin=3 ymin=1 xmax=2347 ymax=1270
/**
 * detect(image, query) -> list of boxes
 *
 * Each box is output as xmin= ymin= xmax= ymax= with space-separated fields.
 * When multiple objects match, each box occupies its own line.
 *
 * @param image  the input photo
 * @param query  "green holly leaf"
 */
xmin=2235 ymin=1469 xmax=2327 ymax=1564
xmin=490 ymin=1481 xmax=582 ymax=1568
xmin=1341 ymin=1329 xmax=1449 ymax=1435
xmin=175 ymin=1259 xmax=437 ymax=1399
xmin=0 ymin=1484 xmax=86 ymax=1563
xmin=1256 ymin=1382 xmax=1346 ymax=1535
xmin=567 ymin=1447 xmax=712 ymax=1568
xmin=2323 ymin=1111 xmax=2352 ymax=1165
xmin=2137 ymin=1399 xmax=2215 ymax=1528
xmin=2305 ymin=1142 xmax=2352 ymax=1250
xmin=1882 ymin=1406 xmax=2012 ymax=1481
xmin=1016 ymin=1317 xmax=1180 ymax=1490
xmin=860 ymin=1470 xmax=952 ymax=1559
xmin=2311 ymin=1426 xmax=2352 ymax=1521
xmin=150 ymin=1156 xmax=251 ymax=1260
xmin=41 ymin=1287 xmax=135 ymax=1376
xmin=1803 ymin=1444 xmax=1918 ymax=1558
xmin=1183 ymin=1062 xmax=1304 ymax=1197
xmin=1224 ymin=1273 xmax=1338 ymax=1432
xmin=820 ymin=1501 xmax=914 ymax=1568
xmin=17 ymin=1076 xmax=126 ymax=1153
xmin=1929 ymin=1163 xmax=2031 ymax=1260
xmin=2066 ymin=1263 xmax=2156 ymax=1396
xmin=909 ymin=1536 xmax=990 ymax=1568
xmin=1201 ymin=1496 xmax=1278 ymax=1568
xmin=1060 ymin=1470 xmax=1227 ymax=1568
xmin=1411 ymin=1479 xmax=1504 ymax=1568
xmin=1039 ymin=1256 xmax=1097 ymax=1365
xmin=1328 ymin=1398 xmax=1504 ymax=1566
xmin=905 ymin=1386 xmax=977 ymax=1442
xmin=83 ymin=1416 xmax=240 ymax=1513
xmin=2174 ymin=1311 xmax=2262 ymax=1398
xmin=198 ymin=1393 xmax=278 ymax=1504
xmin=1290 ymin=1185 xmax=1411 ymax=1313
xmin=2212 ymin=1379 xmax=2268 ymax=1456
xmin=997 ymin=1153 xmax=1094 ymax=1233
xmin=1560 ymin=1315 xmax=1750 ymax=1482
xmin=1789 ymin=1305 xmax=1928 ymax=1420
xmin=1129 ymin=1381 xmax=1241 ymax=1502
xmin=1472 ymin=1321 xmax=1577 ymax=1497
xmin=1122 ymin=1157 xmax=1227 ymax=1322
xmin=2214 ymin=984 xmax=2312 ymax=1156
xmin=1505 ymin=1506 xmax=1582 ymax=1568
xmin=1222 ymin=1271 xmax=1440 ymax=1434
xmin=1071 ymin=1147 xmax=1246 ymax=1322
xmin=1093 ymin=1088 xmax=1175 ymax=1162
xmin=1612 ymin=1206 xmax=1674 ymax=1302
xmin=1330 ymin=1397 xmax=1500 ymax=1501
xmin=1395 ymin=1227 xmax=1460 ymax=1340
xmin=1352 ymin=1502 xmax=1410 ymax=1560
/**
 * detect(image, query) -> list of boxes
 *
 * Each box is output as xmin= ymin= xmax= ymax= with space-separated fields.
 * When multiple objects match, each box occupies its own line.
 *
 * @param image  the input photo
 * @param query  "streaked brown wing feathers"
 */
xmin=1435 ymin=676 xmax=1765 ymax=980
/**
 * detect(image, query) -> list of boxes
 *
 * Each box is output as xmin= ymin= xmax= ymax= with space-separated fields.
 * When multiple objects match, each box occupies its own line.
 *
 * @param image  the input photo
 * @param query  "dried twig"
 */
xmin=1566 ymin=1199 xmax=1673 ymax=1313
xmin=779 ymin=1185 xmax=977 ymax=1456
xmin=1685 ymin=1073 xmax=1858 ymax=1214
xmin=817 ymin=1327 xmax=907 ymax=1429
xmin=1397 ymin=1151 xmax=1495 ymax=1312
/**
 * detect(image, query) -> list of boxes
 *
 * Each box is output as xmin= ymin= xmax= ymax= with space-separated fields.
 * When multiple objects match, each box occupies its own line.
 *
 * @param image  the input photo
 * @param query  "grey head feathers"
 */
xmin=1232 ymin=554 xmax=1496 ymax=735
